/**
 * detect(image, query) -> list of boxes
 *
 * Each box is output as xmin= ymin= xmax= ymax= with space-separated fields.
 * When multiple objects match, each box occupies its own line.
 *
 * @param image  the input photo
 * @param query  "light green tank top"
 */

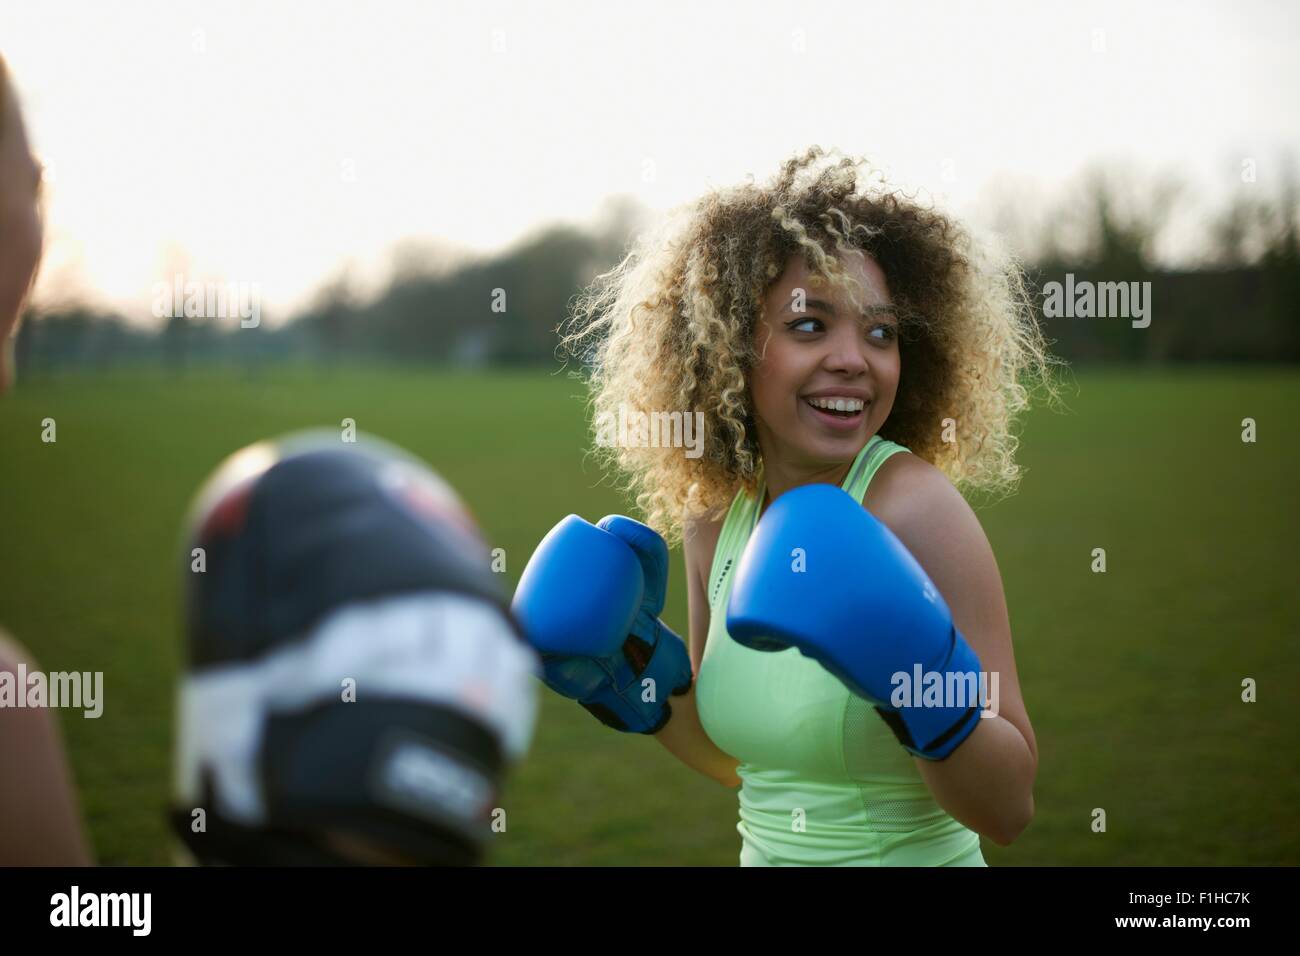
xmin=696 ymin=435 xmax=986 ymax=866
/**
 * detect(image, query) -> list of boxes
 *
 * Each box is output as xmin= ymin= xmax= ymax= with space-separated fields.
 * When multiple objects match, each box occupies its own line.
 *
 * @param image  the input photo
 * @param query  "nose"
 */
xmin=822 ymin=322 xmax=869 ymax=377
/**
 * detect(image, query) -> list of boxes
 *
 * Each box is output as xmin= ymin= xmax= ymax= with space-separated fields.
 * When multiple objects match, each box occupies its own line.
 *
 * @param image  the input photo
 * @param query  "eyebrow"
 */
xmin=780 ymin=297 xmax=897 ymax=321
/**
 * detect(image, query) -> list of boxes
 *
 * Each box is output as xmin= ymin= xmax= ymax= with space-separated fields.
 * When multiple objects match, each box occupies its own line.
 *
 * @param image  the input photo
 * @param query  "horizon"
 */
xmin=5 ymin=0 xmax=1298 ymax=326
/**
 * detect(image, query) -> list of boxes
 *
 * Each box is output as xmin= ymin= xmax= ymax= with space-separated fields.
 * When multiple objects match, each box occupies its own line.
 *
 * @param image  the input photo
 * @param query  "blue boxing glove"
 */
xmin=512 ymin=514 xmax=691 ymax=734
xmin=726 ymin=484 xmax=984 ymax=760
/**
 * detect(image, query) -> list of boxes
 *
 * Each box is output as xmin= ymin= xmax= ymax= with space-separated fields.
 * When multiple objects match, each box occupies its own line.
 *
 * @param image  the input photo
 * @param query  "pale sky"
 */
xmin=3 ymin=0 xmax=1297 ymax=324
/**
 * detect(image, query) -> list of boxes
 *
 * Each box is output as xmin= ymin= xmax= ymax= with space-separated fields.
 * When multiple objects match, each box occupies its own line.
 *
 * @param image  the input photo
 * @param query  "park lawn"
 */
xmin=0 ymin=365 xmax=1295 ymax=865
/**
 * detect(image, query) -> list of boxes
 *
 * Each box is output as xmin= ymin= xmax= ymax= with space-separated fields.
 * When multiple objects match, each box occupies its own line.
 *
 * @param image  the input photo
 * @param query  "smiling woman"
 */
xmin=563 ymin=147 xmax=1056 ymax=544
xmin=559 ymin=146 xmax=1058 ymax=865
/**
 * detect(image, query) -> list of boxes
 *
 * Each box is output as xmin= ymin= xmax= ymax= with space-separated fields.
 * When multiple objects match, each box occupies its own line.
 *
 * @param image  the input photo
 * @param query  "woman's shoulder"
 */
xmin=682 ymin=509 xmax=726 ymax=559
xmin=681 ymin=506 xmax=729 ymax=591
xmin=864 ymin=450 xmax=993 ymax=569
xmin=865 ymin=449 xmax=971 ymax=531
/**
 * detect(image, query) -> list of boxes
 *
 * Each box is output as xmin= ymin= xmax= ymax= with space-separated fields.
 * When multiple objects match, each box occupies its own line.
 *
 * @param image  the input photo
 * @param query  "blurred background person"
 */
xmin=0 ymin=50 xmax=93 ymax=865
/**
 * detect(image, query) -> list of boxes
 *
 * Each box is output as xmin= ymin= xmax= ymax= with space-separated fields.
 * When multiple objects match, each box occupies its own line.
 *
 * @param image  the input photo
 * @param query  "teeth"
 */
xmin=806 ymin=397 xmax=864 ymax=413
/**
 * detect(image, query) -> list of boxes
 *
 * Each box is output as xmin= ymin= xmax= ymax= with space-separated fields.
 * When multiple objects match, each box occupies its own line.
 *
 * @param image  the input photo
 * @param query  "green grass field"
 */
xmin=1 ymin=365 xmax=1296 ymax=865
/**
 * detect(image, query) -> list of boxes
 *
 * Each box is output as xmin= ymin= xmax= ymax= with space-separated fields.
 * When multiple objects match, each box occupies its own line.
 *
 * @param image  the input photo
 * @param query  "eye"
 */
xmin=868 ymin=323 xmax=897 ymax=342
xmin=786 ymin=317 xmax=823 ymax=333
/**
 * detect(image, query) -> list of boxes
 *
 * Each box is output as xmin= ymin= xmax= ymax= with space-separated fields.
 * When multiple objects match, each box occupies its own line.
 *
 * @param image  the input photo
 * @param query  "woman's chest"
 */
xmin=696 ymin=579 xmax=858 ymax=776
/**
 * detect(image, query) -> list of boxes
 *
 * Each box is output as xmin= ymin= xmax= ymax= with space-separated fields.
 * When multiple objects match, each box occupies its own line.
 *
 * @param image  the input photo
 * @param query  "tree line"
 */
xmin=15 ymin=170 xmax=1299 ymax=376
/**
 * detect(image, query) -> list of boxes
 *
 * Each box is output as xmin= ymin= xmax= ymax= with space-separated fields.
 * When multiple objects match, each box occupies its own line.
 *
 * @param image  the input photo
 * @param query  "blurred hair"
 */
xmin=561 ymin=146 xmax=1060 ymax=546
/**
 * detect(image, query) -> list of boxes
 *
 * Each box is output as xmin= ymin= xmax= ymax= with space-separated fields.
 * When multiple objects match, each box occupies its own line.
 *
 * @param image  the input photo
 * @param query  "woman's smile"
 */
xmin=799 ymin=392 xmax=869 ymax=431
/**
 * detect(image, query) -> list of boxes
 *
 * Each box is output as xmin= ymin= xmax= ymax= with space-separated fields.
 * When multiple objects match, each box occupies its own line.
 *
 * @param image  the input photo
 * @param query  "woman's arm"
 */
xmin=653 ymin=519 xmax=741 ymax=788
xmin=867 ymin=454 xmax=1038 ymax=847
xmin=655 ymin=686 xmax=740 ymax=788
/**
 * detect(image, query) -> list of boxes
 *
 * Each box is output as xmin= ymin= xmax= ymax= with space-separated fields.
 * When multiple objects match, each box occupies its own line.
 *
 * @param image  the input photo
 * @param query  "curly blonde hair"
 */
xmin=561 ymin=147 xmax=1057 ymax=547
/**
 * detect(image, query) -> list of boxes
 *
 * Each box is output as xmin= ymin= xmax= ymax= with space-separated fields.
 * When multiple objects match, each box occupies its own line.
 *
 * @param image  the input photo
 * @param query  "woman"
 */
xmin=0 ymin=51 xmax=94 ymax=865
xmin=558 ymin=147 xmax=1052 ymax=865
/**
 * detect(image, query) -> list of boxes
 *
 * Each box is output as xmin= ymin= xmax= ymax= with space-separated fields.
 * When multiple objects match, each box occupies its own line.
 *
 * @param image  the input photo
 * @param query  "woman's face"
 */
xmin=0 ymin=70 xmax=45 ymax=392
xmin=749 ymin=250 xmax=900 ymax=473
